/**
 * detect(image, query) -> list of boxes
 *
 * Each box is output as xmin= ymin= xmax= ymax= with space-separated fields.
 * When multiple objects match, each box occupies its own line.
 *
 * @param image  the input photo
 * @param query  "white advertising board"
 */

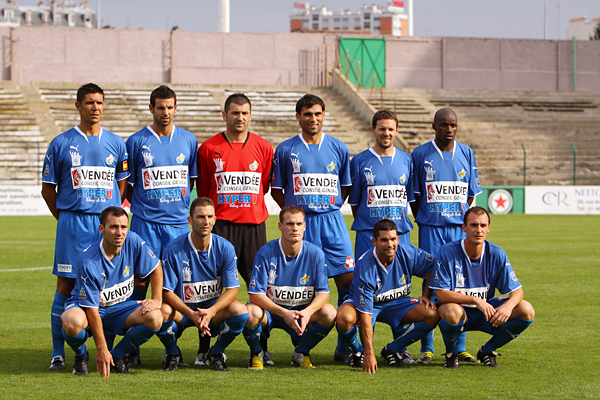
xmin=0 ymin=186 xmax=52 ymax=216
xmin=525 ymin=186 xmax=600 ymax=214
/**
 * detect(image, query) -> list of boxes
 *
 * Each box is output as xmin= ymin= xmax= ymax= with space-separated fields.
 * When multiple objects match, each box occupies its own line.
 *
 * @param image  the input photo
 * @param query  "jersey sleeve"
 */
xmin=271 ymin=145 xmax=287 ymax=190
xmin=42 ymin=139 xmax=60 ymax=185
xmin=429 ymin=247 xmax=454 ymax=291
xmin=352 ymin=260 xmax=375 ymax=314
xmin=348 ymin=155 xmax=361 ymax=206
xmin=314 ymin=249 xmax=330 ymax=294
xmin=411 ymin=150 xmax=423 ymax=196
xmin=248 ymin=248 xmax=269 ymax=295
xmin=493 ymin=248 xmax=522 ymax=295
xmin=219 ymin=241 xmax=240 ymax=289
xmin=133 ymin=234 xmax=161 ymax=279
xmin=162 ymin=250 xmax=178 ymax=293
xmin=197 ymin=143 xmax=211 ymax=198
xmin=339 ymin=143 xmax=351 ymax=186
xmin=406 ymin=157 xmax=416 ymax=203
xmin=188 ymin=134 xmax=199 ymax=179
xmin=125 ymin=137 xmax=137 ymax=186
xmin=115 ymin=138 xmax=130 ymax=182
xmin=467 ymin=148 xmax=482 ymax=197
xmin=77 ymin=256 xmax=101 ymax=309
xmin=405 ymin=244 xmax=435 ymax=279
xmin=260 ymin=140 xmax=274 ymax=195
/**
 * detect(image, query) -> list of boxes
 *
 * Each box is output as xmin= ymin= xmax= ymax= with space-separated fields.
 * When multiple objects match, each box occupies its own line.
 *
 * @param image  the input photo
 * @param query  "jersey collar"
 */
xmin=188 ymin=232 xmax=212 ymax=260
xmin=74 ymin=125 xmax=103 ymax=142
xmin=431 ymin=139 xmax=456 ymax=161
xmin=298 ymin=132 xmax=325 ymax=152
xmin=368 ymin=147 xmax=396 ymax=164
xmin=147 ymin=125 xmax=175 ymax=143
xmin=277 ymin=238 xmax=303 ymax=263
xmin=460 ymin=239 xmax=486 ymax=268
xmin=221 ymin=131 xmax=250 ymax=149
xmin=372 ymin=247 xmax=391 ymax=274
xmin=99 ymin=239 xmax=119 ymax=267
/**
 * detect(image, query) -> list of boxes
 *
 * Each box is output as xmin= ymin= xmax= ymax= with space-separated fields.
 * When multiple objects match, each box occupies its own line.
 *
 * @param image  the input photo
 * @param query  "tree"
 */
xmin=590 ymin=20 xmax=600 ymax=40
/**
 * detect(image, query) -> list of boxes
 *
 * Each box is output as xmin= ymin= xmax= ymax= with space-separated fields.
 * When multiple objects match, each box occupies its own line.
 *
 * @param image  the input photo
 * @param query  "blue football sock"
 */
xmin=481 ymin=318 xmax=534 ymax=353
xmin=211 ymin=313 xmax=248 ymax=355
xmin=388 ymin=322 xmax=434 ymax=353
xmin=111 ymin=324 xmax=157 ymax=359
xmin=336 ymin=290 xmax=351 ymax=353
xmin=296 ymin=323 xmax=333 ymax=354
xmin=156 ymin=320 xmax=179 ymax=355
xmin=51 ymin=292 xmax=68 ymax=358
xmin=439 ymin=319 xmax=464 ymax=354
xmin=456 ymin=331 xmax=468 ymax=353
xmin=336 ymin=324 xmax=364 ymax=353
xmin=62 ymin=327 xmax=88 ymax=357
xmin=243 ymin=323 xmax=263 ymax=355
xmin=420 ymin=329 xmax=435 ymax=353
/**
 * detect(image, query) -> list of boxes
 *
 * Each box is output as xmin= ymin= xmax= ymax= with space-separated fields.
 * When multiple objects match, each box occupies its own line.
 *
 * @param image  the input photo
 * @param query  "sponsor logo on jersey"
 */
xmin=399 ymin=274 xmax=407 ymax=285
xmin=215 ymin=171 xmax=261 ymax=194
xmin=363 ymin=167 xmax=376 ymax=185
xmin=267 ymin=285 xmax=314 ymax=307
xmin=44 ymin=165 xmax=50 ymax=176
xmin=183 ymin=279 xmax=220 ymax=303
xmin=410 ymin=298 xmax=418 ymax=304
xmin=123 ymin=265 xmax=130 ymax=278
xmin=106 ymin=154 xmax=115 ymax=165
xmin=366 ymin=185 xmax=407 ymax=208
xmin=455 ymin=286 xmax=488 ymax=307
xmin=510 ymin=271 xmax=518 ymax=282
xmin=345 ymin=256 xmax=354 ymax=269
xmin=375 ymin=283 xmax=412 ymax=303
xmin=148 ymin=248 xmax=156 ymax=258
xmin=292 ymin=173 xmax=338 ymax=196
xmin=425 ymin=181 xmax=468 ymax=203
xmin=434 ymin=270 xmax=439 ymax=282
xmin=399 ymin=174 xmax=407 ymax=184
xmin=142 ymin=166 xmax=188 ymax=190
xmin=71 ymin=166 xmax=115 ymax=189
xmin=249 ymin=160 xmax=259 ymax=171
xmin=299 ymin=273 xmax=309 ymax=284
xmin=214 ymin=158 xmax=225 ymax=173
xmin=57 ymin=264 xmax=72 ymax=273
xmin=99 ymin=276 xmax=134 ymax=307
xmin=425 ymin=252 xmax=434 ymax=261
xmin=249 ymin=276 xmax=256 ymax=288
xmin=359 ymin=294 xmax=366 ymax=307
xmin=327 ymin=161 xmax=336 ymax=171
xmin=176 ymin=153 xmax=185 ymax=164
xmin=458 ymin=168 xmax=466 ymax=179
xmin=79 ymin=286 xmax=87 ymax=299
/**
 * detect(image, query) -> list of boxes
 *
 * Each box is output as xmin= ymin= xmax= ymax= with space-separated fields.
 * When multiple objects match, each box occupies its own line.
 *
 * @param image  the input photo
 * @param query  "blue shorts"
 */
xmin=344 ymin=296 xmax=420 ymax=335
xmin=64 ymin=297 xmax=142 ymax=336
xmin=54 ymin=211 xmax=101 ymax=279
xmin=261 ymin=310 xmax=304 ymax=347
xmin=463 ymin=297 xmax=509 ymax=336
xmin=354 ymin=229 xmax=410 ymax=260
xmin=130 ymin=215 xmax=189 ymax=259
xmin=418 ymin=224 xmax=465 ymax=257
xmin=304 ymin=211 xmax=354 ymax=277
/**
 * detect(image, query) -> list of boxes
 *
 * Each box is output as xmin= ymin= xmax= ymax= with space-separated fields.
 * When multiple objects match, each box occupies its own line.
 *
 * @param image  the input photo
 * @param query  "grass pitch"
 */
xmin=0 ymin=214 xmax=599 ymax=399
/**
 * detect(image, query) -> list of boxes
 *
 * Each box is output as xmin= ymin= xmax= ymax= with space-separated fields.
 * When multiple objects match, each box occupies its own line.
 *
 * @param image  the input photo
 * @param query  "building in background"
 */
xmin=567 ymin=15 xmax=599 ymax=40
xmin=0 ymin=0 xmax=96 ymax=28
xmin=290 ymin=1 xmax=412 ymax=37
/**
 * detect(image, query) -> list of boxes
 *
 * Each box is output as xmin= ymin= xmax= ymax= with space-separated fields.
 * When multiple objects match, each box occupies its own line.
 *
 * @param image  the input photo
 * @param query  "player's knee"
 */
xmin=228 ymin=300 xmax=248 ymax=316
xmin=160 ymin=303 xmax=174 ymax=321
xmin=319 ymin=303 xmax=337 ymax=327
xmin=245 ymin=304 xmax=264 ymax=328
xmin=143 ymin=309 xmax=163 ymax=331
xmin=335 ymin=304 xmax=357 ymax=332
xmin=517 ymin=300 xmax=535 ymax=320
xmin=422 ymin=307 xmax=440 ymax=327
xmin=439 ymin=304 xmax=463 ymax=324
xmin=61 ymin=309 xmax=86 ymax=336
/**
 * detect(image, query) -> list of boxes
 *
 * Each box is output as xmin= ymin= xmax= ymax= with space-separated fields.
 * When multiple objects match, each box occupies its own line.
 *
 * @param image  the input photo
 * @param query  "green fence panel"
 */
xmin=476 ymin=186 xmax=524 ymax=214
xmin=339 ymin=36 xmax=386 ymax=88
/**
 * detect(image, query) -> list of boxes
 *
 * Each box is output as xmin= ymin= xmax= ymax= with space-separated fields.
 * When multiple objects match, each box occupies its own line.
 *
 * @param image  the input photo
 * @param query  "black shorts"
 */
xmin=213 ymin=219 xmax=267 ymax=285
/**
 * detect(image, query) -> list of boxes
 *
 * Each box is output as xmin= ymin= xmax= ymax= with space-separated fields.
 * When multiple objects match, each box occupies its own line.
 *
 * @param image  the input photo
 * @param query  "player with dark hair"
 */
xmin=158 ymin=197 xmax=248 ymax=371
xmin=42 ymin=83 xmax=129 ymax=371
xmin=432 ymin=207 xmax=535 ymax=368
xmin=336 ymin=219 xmax=438 ymax=372
xmin=271 ymin=94 xmax=355 ymax=363
xmin=124 ymin=85 xmax=198 ymax=366
xmin=60 ymin=207 xmax=164 ymax=377
xmin=410 ymin=107 xmax=482 ymax=365
xmin=243 ymin=206 xmax=336 ymax=369
xmin=196 ymin=92 xmax=273 ymax=365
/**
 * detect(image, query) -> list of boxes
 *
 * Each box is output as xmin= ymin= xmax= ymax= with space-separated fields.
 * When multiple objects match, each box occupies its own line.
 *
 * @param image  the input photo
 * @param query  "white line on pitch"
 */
xmin=0 ymin=267 xmax=53 ymax=272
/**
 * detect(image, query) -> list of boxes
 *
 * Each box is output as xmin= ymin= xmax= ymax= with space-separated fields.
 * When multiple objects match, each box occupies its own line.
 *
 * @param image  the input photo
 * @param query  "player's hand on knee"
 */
xmin=139 ymin=299 xmax=161 ymax=315
xmin=418 ymin=296 xmax=437 ymax=309
xmin=475 ymin=298 xmax=495 ymax=321
xmin=490 ymin=303 xmax=512 ymax=327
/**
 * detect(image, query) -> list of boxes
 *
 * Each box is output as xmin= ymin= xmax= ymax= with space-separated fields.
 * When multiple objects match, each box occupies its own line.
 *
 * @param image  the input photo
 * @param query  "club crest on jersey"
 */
xmin=456 ymin=272 xmax=465 ymax=287
xmin=425 ymin=166 xmax=435 ymax=181
xmin=44 ymin=165 xmax=50 ymax=176
xmin=79 ymin=286 xmax=87 ymax=299
xmin=268 ymin=269 xmax=277 ymax=284
xmin=183 ymin=263 xmax=192 ymax=281
xmin=458 ymin=169 xmax=467 ymax=179
xmin=327 ymin=161 xmax=336 ymax=171
xmin=148 ymin=248 xmax=156 ymax=258
xmin=345 ymin=256 xmax=354 ymax=269
xmin=399 ymin=274 xmax=407 ymax=286
xmin=70 ymin=146 xmax=82 ymax=167
xmin=123 ymin=265 xmax=131 ymax=278
xmin=249 ymin=276 xmax=256 ymax=288
xmin=249 ymin=160 xmax=259 ymax=171
xmin=363 ymin=167 xmax=375 ymax=185
xmin=434 ymin=271 xmax=439 ymax=282
xmin=359 ymin=294 xmax=366 ymax=307
xmin=214 ymin=158 xmax=225 ymax=172
xmin=142 ymin=151 xmax=154 ymax=167
xmin=399 ymin=174 xmax=407 ymax=185
xmin=106 ymin=154 xmax=115 ymax=165
xmin=510 ymin=271 xmax=518 ymax=282
xmin=290 ymin=153 xmax=302 ymax=173
xmin=176 ymin=153 xmax=186 ymax=164
xmin=299 ymin=273 xmax=309 ymax=284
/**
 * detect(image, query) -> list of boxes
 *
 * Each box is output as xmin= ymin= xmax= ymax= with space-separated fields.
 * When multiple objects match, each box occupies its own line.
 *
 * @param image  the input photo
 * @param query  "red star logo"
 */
xmin=494 ymin=195 xmax=507 ymax=209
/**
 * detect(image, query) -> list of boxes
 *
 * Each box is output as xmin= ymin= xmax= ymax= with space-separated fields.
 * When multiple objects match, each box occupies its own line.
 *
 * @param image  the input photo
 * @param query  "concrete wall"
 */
xmin=5 ymin=27 xmax=600 ymax=92
xmin=387 ymin=36 xmax=600 ymax=92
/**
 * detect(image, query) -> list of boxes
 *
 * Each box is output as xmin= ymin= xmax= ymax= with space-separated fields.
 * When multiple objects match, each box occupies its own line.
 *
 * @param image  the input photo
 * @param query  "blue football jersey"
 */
xmin=248 ymin=239 xmax=330 ymax=310
xmin=430 ymin=240 xmax=522 ymax=306
xmin=162 ymin=232 xmax=239 ymax=308
xmin=126 ymin=126 xmax=198 ymax=225
xmin=74 ymin=231 xmax=160 ymax=309
xmin=349 ymin=147 xmax=414 ymax=234
xmin=42 ymin=127 xmax=129 ymax=213
xmin=272 ymin=134 xmax=351 ymax=214
xmin=351 ymin=243 xmax=435 ymax=314
xmin=411 ymin=140 xmax=481 ymax=226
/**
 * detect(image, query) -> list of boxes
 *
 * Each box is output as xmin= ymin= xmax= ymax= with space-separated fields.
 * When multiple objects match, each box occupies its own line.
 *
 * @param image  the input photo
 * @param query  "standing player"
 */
xmin=61 ymin=207 xmax=164 ymax=377
xmin=271 ymin=94 xmax=354 ymax=362
xmin=41 ymin=83 xmax=129 ymax=371
xmin=410 ymin=107 xmax=482 ymax=365
xmin=432 ymin=207 xmax=535 ymax=368
xmin=243 ymin=206 xmax=336 ymax=369
xmin=125 ymin=85 xmax=198 ymax=366
xmin=197 ymin=92 xmax=272 ymax=364
xmin=160 ymin=197 xmax=248 ymax=372
xmin=336 ymin=219 xmax=438 ymax=372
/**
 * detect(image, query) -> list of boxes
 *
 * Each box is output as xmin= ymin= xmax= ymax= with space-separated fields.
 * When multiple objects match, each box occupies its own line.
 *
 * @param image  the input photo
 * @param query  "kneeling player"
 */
xmin=336 ymin=219 xmax=438 ymax=373
xmin=243 ymin=206 xmax=336 ymax=369
xmin=160 ymin=197 xmax=248 ymax=372
xmin=432 ymin=207 xmax=535 ymax=368
xmin=61 ymin=207 xmax=164 ymax=377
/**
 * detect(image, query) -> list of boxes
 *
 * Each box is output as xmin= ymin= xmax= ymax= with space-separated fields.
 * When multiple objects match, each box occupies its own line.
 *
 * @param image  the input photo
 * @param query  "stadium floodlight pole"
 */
xmin=219 ymin=0 xmax=230 ymax=33
xmin=97 ymin=0 xmax=101 ymax=29
xmin=544 ymin=0 xmax=547 ymax=40
xmin=408 ymin=0 xmax=413 ymax=36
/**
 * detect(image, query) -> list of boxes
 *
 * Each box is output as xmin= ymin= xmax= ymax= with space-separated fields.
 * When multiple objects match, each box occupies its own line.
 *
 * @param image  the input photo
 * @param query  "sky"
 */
xmin=33 ymin=0 xmax=600 ymax=40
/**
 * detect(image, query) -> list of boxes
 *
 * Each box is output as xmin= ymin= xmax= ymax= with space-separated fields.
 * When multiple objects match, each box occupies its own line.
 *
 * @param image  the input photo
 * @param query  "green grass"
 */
xmin=1 ymin=214 xmax=599 ymax=399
